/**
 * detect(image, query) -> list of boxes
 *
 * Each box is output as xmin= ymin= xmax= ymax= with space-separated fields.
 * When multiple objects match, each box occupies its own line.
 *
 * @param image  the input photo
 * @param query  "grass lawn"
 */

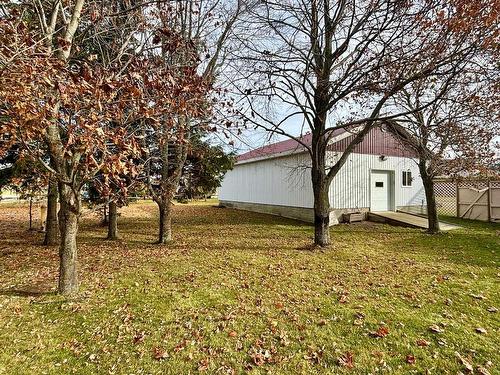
xmin=0 ymin=201 xmax=498 ymax=374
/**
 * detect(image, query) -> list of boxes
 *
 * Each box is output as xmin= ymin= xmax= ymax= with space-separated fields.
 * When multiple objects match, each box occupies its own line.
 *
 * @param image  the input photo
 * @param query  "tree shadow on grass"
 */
xmin=0 ymin=286 xmax=55 ymax=297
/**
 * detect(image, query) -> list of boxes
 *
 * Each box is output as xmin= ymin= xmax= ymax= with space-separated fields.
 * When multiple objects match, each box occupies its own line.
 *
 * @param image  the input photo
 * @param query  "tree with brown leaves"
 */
xmin=142 ymin=0 xmax=244 ymax=243
xmin=1 ymin=3 xmax=181 ymax=294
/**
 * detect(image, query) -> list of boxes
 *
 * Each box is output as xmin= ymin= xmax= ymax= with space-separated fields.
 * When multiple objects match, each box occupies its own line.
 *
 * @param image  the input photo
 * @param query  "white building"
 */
xmin=219 ymin=126 xmax=426 ymax=224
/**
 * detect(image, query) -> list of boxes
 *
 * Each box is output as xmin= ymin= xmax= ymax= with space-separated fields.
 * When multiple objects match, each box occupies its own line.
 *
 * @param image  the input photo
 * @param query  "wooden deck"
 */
xmin=368 ymin=211 xmax=460 ymax=231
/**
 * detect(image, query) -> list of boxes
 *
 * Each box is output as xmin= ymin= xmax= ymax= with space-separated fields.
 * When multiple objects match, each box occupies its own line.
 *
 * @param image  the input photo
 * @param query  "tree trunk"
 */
xmin=44 ymin=179 xmax=59 ymax=245
xmin=419 ymin=160 xmax=440 ymax=234
xmin=158 ymin=201 xmax=172 ymax=244
xmin=312 ymin=169 xmax=331 ymax=247
xmin=102 ymin=203 xmax=108 ymax=225
xmin=29 ymin=197 xmax=33 ymax=230
xmin=310 ymin=65 xmax=333 ymax=247
xmin=107 ymin=201 xmax=118 ymax=240
xmin=57 ymin=184 xmax=80 ymax=295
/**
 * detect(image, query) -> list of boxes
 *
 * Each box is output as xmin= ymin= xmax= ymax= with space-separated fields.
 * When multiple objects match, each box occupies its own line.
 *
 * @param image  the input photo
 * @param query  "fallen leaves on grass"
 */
xmin=455 ymin=352 xmax=474 ymax=373
xmin=304 ymin=346 xmax=324 ymax=364
xmin=477 ymin=365 xmax=491 ymax=375
xmin=470 ymin=293 xmax=486 ymax=300
xmin=198 ymin=358 xmax=210 ymax=372
xmin=153 ymin=346 xmax=169 ymax=360
xmin=437 ymin=338 xmax=447 ymax=346
xmin=250 ymin=348 xmax=272 ymax=366
xmin=353 ymin=311 xmax=365 ymax=326
xmin=63 ymin=339 xmax=83 ymax=355
xmin=337 ymin=351 xmax=355 ymax=369
xmin=354 ymin=311 xmax=365 ymax=319
xmin=429 ymin=324 xmax=444 ymax=333
xmin=228 ymin=330 xmax=237 ymax=338
xmin=173 ymin=339 xmax=187 ymax=353
xmin=278 ymin=331 xmax=290 ymax=347
xmin=405 ymin=354 xmax=416 ymax=364
xmin=416 ymin=339 xmax=430 ymax=347
xmin=2 ymin=203 xmax=499 ymax=373
xmin=133 ymin=331 xmax=145 ymax=344
xmin=338 ymin=294 xmax=349 ymax=304
xmin=475 ymin=327 xmax=487 ymax=334
xmin=370 ymin=326 xmax=389 ymax=338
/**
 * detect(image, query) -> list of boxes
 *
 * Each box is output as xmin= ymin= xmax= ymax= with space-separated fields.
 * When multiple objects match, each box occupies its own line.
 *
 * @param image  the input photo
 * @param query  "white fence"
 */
xmin=433 ymin=179 xmax=500 ymax=222
xmin=457 ymin=181 xmax=500 ymax=222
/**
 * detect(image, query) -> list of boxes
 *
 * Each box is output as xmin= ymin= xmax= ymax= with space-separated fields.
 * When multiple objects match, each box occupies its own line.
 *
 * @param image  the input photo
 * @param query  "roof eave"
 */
xmin=236 ymin=147 xmax=308 ymax=165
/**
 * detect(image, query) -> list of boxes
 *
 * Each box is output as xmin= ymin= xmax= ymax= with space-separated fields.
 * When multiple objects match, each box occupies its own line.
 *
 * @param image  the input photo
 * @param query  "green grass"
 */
xmin=0 ymin=201 xmax=498 ymax=374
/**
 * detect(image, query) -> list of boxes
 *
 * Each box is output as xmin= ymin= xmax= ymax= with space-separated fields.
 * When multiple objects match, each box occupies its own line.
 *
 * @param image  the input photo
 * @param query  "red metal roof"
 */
xmin=237 ymin=126 xmax=415 ymax=162
xmin=237 ymin=133 xmax=313 ymax=162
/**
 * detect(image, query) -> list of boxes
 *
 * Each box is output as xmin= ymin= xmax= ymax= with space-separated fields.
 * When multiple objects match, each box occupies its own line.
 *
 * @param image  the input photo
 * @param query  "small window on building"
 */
xmin=375 ymin=181 xmax=384 ymax=188
xmin=402 ymin=170 xmax=412 ymax=187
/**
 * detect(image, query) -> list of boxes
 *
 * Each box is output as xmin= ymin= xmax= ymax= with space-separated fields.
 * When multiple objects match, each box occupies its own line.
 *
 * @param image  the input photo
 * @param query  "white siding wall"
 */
xmin=328 ymin=153 xmax=425 ymax=210
xmin=219 ymin=153 xmax=313 ymax=208
xmin=219 ymin=152 xmax=426 ymax=210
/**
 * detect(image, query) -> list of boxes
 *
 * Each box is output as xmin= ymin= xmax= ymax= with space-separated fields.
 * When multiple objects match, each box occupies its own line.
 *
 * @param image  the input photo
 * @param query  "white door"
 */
xmin=371 ymin=171 xmax=391 ymax=211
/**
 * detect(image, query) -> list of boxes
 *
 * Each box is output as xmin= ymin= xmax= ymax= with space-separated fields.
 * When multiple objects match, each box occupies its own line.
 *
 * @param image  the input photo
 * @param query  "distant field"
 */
xmin=0 ymin=201 xmax=498 ymax=374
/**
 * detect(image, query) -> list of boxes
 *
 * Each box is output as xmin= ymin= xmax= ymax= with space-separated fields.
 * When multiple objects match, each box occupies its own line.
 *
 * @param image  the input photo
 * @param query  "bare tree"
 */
xmin=381 ymin=0 xmax=500 ymax=233
xmin=232 ymin=0 xmax=488 ymax=246
xmin=386 ymin=72 xmax=499 ymax=233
